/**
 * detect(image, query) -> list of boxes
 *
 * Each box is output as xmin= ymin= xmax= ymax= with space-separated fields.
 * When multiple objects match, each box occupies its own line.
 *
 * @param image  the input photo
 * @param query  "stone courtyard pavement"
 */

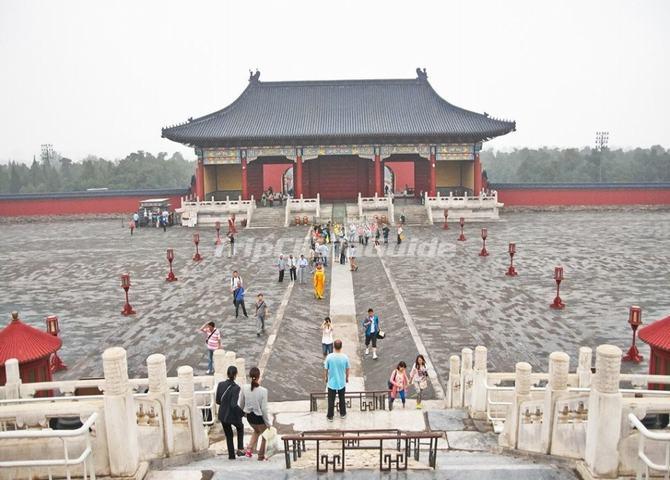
xmin=0 ymin=208 xmax=668 ymax=401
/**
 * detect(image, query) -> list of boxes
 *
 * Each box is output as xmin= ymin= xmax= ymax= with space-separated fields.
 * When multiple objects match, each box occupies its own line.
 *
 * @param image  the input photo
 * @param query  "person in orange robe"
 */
xmin=313 ymin=264 xmax=325 ymax=300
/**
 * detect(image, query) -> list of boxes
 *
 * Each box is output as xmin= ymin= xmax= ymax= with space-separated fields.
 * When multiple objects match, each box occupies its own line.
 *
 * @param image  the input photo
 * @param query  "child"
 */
xmin=321 ymin=317 xmax=334 ymax=357
xmin=409 ymin=354 xmax=429 ymax=409
xmin=389 ymin=361 xmax=409 ymax=410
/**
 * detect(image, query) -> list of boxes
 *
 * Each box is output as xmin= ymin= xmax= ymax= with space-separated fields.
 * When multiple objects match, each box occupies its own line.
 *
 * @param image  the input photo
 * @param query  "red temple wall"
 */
xmin=304 ymin=156 xmax=373 ymax=200
xmin=495 ymin=187 xmax=670 ymax=206
xmin=0 ymin=193 xmax=185 ymax=217
xmin=262 ymin=164 xmax=291 ymax=193
xmin=386 ymin=162 xmax=415 ymax=192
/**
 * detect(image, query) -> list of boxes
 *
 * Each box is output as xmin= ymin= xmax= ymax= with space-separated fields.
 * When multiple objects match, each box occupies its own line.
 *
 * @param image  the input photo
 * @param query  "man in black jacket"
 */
xmin=216 ymin=366 xmax=245 ymax=459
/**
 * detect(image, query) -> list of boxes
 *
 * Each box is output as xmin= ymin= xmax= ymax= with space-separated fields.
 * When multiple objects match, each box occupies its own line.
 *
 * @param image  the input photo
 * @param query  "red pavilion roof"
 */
xmin=639 ymin=315 xmax=670 ymax=352
xmin=0 ymin=316 xmax=62 ymax=366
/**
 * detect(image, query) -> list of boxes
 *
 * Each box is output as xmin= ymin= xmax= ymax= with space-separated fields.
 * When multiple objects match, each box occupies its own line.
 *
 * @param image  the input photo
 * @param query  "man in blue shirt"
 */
xmin=323 ymin=339 xmax=350 ymax=420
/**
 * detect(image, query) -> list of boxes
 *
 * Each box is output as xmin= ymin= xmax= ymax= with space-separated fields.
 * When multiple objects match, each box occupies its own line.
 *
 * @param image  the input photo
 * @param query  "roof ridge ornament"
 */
xmin=416 ymin=67 xmax=428 ymax=81
xmin=249 ymin=69 xmax=261 ymax=83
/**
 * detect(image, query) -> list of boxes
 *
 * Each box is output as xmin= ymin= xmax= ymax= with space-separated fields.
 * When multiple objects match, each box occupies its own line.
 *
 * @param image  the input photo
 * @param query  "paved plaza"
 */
xmin=1 ymin=208 xmax=669 ymax=402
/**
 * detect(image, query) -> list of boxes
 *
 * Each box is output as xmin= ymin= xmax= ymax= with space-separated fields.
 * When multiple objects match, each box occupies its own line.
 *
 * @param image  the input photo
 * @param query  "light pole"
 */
xmin=479 ymin=228 xmax=489 ymax=257
xmin=45 ymin=315 xmax=67 ymax=372
xmin=120 ymin=273 xmax=136 ymax=315
xmin=506 ymin=242 xmax=518 ymax=276
xmin=623 ymin=306 xmax=643 ymax=363
xmin=443 ymin=209 xmax=449 ymax=230
xmin=595 ymin=131 xmax=609 ymax=183
xmin=166 ymin=248 xmax=177 ymax=282
xmin=458 ymin=217 xmax=466 ymax=241
xmin=215 ymin=221 xmax=222 ymax=246
xmin=550 ymin=266 xmax=565 ymax=309
xmin=193 ymin=232 xmax=203 ymax=262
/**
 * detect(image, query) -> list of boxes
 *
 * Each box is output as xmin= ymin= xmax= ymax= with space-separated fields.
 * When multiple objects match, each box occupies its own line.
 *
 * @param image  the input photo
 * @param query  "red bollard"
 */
xmin=443 ymin=210 xmax=449 ymax=230
xmin=623 ymin=306 xmax=643 ymax=362
xmin=550 ymin=266 xmax=565 ymax=309
xmin=215 ymin=221 xmax=222 ymax=246
xmin=166 ymin=248 xmax=178 ymax=282
xmin=506 ymin=243 xmax=518 ymax=276
xmin=458 ymin=217 xmax=466 ymax=241
xmin=193 ymin=232 xmax=203 ymax=262
xmin=479 ymin=228 xmax=489 ymax=256
xmin=120 ymin=273 xmax=136 ymax=315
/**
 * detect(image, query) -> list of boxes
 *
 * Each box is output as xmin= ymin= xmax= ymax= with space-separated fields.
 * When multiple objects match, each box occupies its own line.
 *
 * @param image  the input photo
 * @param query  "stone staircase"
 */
xmin=144 ymin=406 xmax=579 ymax=480
xmin=396 ymin=204 xmax=431 ymax=226
xmin=248 ymin=207 xmax=285 ymax=228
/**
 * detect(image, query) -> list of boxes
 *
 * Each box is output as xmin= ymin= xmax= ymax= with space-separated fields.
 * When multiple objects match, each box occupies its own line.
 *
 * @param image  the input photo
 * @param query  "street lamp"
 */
xmin=166 ymin=248 xmax=177 ymax=282
xmin=479 ymin=228 xmax=489 ymax=256
xmin=192 ymin=232 xmax=203 ymax=262
xmin=458 ymin=217 xmax=466 ymax=241
xmin=120 ymin=273 xmax=136 ymax=315
xmin=443 ymin=209 xmax=449 ymax=230
xmin=623 ymin=306 xmax=643 ymax=363
xmin=550 ymin=266 xmax=565 ymax=309
xmin=45 ymin=315 xmax=67 ymax=372
xmin=506 ymin=242 xmax=518 ymax=276
xmin=215 ymin=221 xmax=222 ymax=246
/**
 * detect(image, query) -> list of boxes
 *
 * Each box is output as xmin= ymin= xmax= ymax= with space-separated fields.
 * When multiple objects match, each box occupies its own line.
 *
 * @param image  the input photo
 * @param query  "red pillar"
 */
xmin=195 ymin=158 xmax=205 ymax=201
xmin=429 ymin=148 xmax=437 ymax=197
xmin=374 ymin=148 xmax=382 ymax=196
xmin=474 ymin=153 xmax=482 ymax=196
xmin=241 ymin=157 xmax=248 ymax=200
xmin=295 ymin=149 xmax=303 ymax=197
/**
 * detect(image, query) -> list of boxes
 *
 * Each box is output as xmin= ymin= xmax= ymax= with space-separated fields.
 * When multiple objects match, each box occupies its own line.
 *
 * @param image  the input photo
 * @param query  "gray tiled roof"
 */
xmin=162 ymin=71 xmax=515 ymax=147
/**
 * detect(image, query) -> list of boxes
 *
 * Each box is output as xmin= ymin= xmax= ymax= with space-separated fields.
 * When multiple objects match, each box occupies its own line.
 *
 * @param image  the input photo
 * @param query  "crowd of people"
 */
xmin=196 ymin=218 xmax=423 ymax=461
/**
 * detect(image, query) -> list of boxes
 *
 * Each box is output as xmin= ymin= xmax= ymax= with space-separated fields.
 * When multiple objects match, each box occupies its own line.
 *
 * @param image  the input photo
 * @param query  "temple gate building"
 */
xmin=162 ymin=69 xmax=515 ymax=202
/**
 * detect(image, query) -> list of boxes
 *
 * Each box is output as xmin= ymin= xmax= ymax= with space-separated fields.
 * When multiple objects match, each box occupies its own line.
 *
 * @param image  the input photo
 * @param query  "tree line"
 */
xmin=0 ymin=151 xmax=194 ymax=194
xmin=481 ymin=146 xmax=670 ymax=183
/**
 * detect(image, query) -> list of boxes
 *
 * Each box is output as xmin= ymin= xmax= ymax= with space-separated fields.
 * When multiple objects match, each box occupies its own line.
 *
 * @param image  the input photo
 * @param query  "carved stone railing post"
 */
xmin=4 ymin=358 xmax=21 ymax=399
xmin=577 ymin=346 xmax=593 ymax=388
xmin=447 ymin=355 xmax=462 ymax=408
xmin=223 ymin=351 xmax=236 ymax=376
xmin=235 ymin=357 xmax=246 ymax=385
xmin=177 ymin=366 xmax=208 ymax=452
xmin=461 ymin=348 xmax=473 ymax=408
xmin=500 ymin=362 xmax=532 ymax=448
xmin=213 ymin=349 xmax=227 ymax=387
xmin=147 ymin=353 xmax=174 ymax=456
xmin=585 ymin=345 xmax=623 ymax=478
xmin=103 ymin=347 xmax=139 ymax=476
xmin=541 ymin=351 xmax=569 ymax=453
xmin=470 ymin=346 xmax=488 ymax=418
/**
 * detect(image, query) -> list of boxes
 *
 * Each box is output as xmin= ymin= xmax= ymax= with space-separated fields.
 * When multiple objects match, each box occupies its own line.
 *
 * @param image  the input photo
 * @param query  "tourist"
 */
xmin=128 ymin=219 xmax=135 ymax=236
xmin=348 ymin=243 xmax=358 ymax=271
xmin=255 ymin=293 xmax=268 ymax=336
xmin=234 ymin=281 xmax=248 ymax=318
xmin=334 ymin=235 xmax=340 ymax=259
xmin=409 ymin=354 xmax=429 ymax=409
xmin=297 ymin=254 xmax=308 ymax=284
xmin=323 ymin=339 xmax=350 ymax=421
xmin=348 ymin=223 xmax=356 ymax=243
xmin=228 ymin=233 xmax=235 ymax=258
xmin=357 ymin=224 xmax=365 ymax=244
xmin=321 ymin=317 xmax=334 ymax=357
xmin=319 ymin=242 xmax=329 ymax=267
xmin=288 ymin=254 xmax=297 ymax=282
xmin=216 ymin=365 xmax=245 ymax=460
xmin=132 ymin=212 xmax=139 ymax=228
xmin=388 ymin=361 xmax=409 ymax=410
xmin=276 ymin=254 xmax=286 ymax=282
xmin=364 ymin=224 xmax=371 ymax=245
xmin=239 ymin=367 xmax=271 ymax=460
xmin=382 ymin=224 xmax=390 ymax=244
xmin=313 ymin=263 xmax=325 ymax=300
xmin=339 ymin=239 xmax=348 ymax=265
xmin=362 ymin=308 xmax=380 ymax=360
xmin=308 ymin=246 xmax=316 ymax=272
xmin=261 ymin=191 xmax=267 ymax=207
xmin=397 ymin=224 xmax=404 ymax=244
xmin=199 ymin=321 xmax=221 ymax=375
xmin=230 ymin=271 xmax=243 ymax=306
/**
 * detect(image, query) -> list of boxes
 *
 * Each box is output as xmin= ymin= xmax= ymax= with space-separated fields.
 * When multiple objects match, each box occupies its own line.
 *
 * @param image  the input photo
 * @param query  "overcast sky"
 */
xmin=0 ymin=0 xmax=668 ymax=163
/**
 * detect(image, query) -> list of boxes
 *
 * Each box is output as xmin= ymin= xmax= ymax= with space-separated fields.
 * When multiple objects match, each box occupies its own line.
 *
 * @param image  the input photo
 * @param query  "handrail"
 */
xmin=0 ymin=412 xmax=98 ymax=439
xmin=629 ymin=412 xmax=670 ymax=479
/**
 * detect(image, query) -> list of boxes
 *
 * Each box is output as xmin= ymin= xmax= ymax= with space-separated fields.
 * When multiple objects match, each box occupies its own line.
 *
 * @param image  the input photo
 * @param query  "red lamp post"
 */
xmin=443 ymin=209 xmax=449 ymax=230
xmin=550 ymin=266 xmax=565 ymax=309
xmin=192 ymin=232 xmax=203 ymax=261
xmin=166 ymin=248 xmax=177 ymax=282
xmin=479 ymin=228 xmax=489 ymax=256
xmin=45 ymin=315 xmax=67 ymax=372
xmin=506 ymin=242 xmax=518 ymax=276
xmin=120 ymin=273 xmax=136 ymax=315
xmin=215 ymin=221 xmax=222 ymax=246
xmin=458 ymin=217 xmax=466 ymax=241
xmin=623 ymin=306 xmax=644 ymax=362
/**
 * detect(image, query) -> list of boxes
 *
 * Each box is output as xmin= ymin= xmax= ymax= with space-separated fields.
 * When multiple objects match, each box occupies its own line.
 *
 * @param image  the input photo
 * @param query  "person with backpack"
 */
xmin=388 ymin=361 xmax=409 ymax=410
xmin=234 ymin=281 xmax=248 ymax=318
xmin=216 ymin=365 xmax=245 ymax=460
xmin=362 ymin=308 xmax=380 ymax=360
